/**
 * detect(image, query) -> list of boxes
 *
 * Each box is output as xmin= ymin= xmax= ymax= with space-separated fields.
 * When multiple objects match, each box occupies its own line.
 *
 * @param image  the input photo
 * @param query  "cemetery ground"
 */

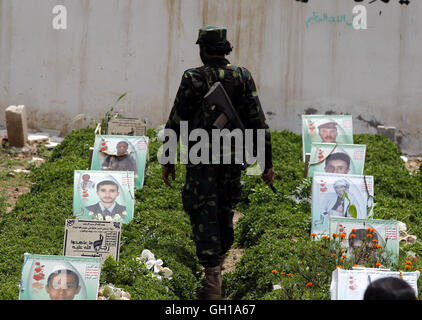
xmin=0 ymin=128 xmax=421 ymax=300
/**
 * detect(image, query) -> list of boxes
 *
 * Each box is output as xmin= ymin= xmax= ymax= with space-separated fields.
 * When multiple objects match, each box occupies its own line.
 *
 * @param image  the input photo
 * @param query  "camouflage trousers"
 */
xmin=182 ymin=164 xmax=242 ymax=268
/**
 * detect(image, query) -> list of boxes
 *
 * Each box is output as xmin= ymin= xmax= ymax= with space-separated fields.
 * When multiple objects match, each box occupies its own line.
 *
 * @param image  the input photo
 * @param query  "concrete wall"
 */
xmin=0 ymin=0 xmax=421 ymax=154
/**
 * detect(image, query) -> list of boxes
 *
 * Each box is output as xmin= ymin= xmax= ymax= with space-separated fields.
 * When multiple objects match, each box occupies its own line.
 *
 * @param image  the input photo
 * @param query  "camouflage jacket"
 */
xmin=164 ymin=57 xmax=273 ymax=171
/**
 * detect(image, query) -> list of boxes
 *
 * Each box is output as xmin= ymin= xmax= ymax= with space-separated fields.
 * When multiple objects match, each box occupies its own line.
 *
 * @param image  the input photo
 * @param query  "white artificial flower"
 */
xmin=161 ymin=267 xmax=173 ymax=279
xmin=153 ymin=259 xmax=163 ymax=273
xmin=140 ymin=249 xmax=155 ymax=263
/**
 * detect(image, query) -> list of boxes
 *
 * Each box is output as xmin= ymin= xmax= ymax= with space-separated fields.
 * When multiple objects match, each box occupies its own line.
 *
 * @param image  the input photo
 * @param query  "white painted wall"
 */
xmin=0 ymin=0 xmax=421 ymax=153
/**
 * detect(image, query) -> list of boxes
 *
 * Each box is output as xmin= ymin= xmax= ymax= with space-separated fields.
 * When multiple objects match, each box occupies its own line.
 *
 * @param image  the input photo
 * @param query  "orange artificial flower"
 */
xmin=322 ymin=235 xmax=330 ymax=240
xmin=406 ymin=260 xmax=412 ymax=265
xmin=351 ymin=229 xmax=357 ymax=233
xmin=376 ymin=262 xmax=382 ymax=267
xmin=367 ymin=234 xmax=373 ymax=238
xmin=332 ymin=233 xmax=338 ymax=239
xmin=340 ymin=259 xmax=344 ymax=262
xmin=353 ymin=264 xmax=358 ymax=267
xmin=374 ymin=244 xmax=382 ymax=249
xmin=372 ymin=239 xmax=378 ymax=243
xmin=306 ymin=282 xmax=312 ymax=287
xmin=287 ymin=273 xmax=294 ymax=277
xmin=311 ymin=233 xmax=317 ymax=237
xmin=271 ymin=269 xmax=277 ymax=274
xmin=405 ymin=265 xmax=412 ymax=270
xmin=336 ymin=265 xmax=342 ymax=269
xmin=339 ymin=233 xmax=346 ymax=238
xmin=281 ymin=272 xmax=286 ymax=275
xmin=342 ymin=254 xmax=347 ymax=258
xmin=349 ymin=234 xmax=356 ymax=238
xmin=331 ymin=253 xmax=336 ymax=257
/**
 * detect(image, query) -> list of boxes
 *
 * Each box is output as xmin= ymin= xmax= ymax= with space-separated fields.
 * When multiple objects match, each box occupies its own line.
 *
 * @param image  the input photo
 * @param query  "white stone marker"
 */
xmin=5 ymin=105 xmax=28 ymax=147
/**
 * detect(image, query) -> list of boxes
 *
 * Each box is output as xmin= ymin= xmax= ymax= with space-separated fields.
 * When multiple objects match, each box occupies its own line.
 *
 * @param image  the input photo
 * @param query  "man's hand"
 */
xmin=262 ymin=167 xmax=274 ymax=186
xmin=162 ymin=166 xmax=176 ymax=187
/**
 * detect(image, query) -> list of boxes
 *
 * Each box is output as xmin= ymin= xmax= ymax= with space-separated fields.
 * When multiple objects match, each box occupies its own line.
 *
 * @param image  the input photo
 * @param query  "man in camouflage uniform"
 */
xmin=162 ymin=26 xmax=274 ymax=299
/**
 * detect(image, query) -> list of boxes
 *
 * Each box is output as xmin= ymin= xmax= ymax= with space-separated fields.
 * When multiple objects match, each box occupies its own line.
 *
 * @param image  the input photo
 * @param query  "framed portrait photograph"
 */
xmin=311 ymin=172 xmax=374 ymax=239
xmin=19 ymin=253 xmax=101 ymax=300
xmin=329 ymin=217 xmax=400 ymax=265
xmin=308 ymin=143 xmax=366 ymax=177
xmin=91 ymin=135 xmax=149 ymax=189
xmin=302 ymin=115 xmax=353 ymax=161
xmin=331 ymin=267 xmax=420 ymax=300
xmin=73 ymin=170 xmax=135 ymax=224
xmin=63 ymin=219 xmax=122 ymax=264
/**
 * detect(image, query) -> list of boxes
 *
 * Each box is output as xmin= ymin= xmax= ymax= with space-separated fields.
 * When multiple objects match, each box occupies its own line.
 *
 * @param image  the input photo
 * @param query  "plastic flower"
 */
xmin=287 ymin=273 xmax=294 ymax=277
xmin=332 ymin=233 xmax=338 ymax=239
xmin=322 ymin=235 xmax=330 ymax=240
xmin=272 ymin=269 xmax=278 ymax=274
xmin=367 ymin=234 xmax=373 ymax=238
xmin=339 ymin=233 xmax=346 ymax=239
xmin=306 ymin=282 xmax=312 ymax=287
xmin=406 ymin=260 xmax=412 ymax=265
xmin=311 ymin=233 xmax=317 ymax=237
xmin=376 ymin=262 xmax=382 ymax=267
xmin=331 ymin=253 xmax=336 ymax=257
xmin=139 ymin=249 xmax=155 ymax=263
xmin=342 ymin=254 xmax=347 ymax=259
xmin=353 ymin=264 xmax=358 ymax=267
xmin=146 ymin=259 xmax=163 ymax=273
xmin=405 ymin=265 xmax=411 ymax=270
xmin=374 ymin=244 xmax=382 ymax=249
xmin=336 ymin=265 xmax=342 ymax=269
xmin=280 ymin=272 xmax=286 ymax=275
xmin=349 ymin=234 xmax=356 ymax=238
xmin=372 ymin=239 xmax=378 ymax=243
xmin=154 ymin=266 xmax=173 ymax=280
xmin=351 ymin=229 xmax=357 ymax=233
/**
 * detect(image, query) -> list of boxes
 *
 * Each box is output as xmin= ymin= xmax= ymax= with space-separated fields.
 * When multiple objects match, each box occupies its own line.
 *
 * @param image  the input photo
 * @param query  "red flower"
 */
xmin=306 ymin=282 xmax=312 ymax=287
xmin=33 ymin=274 xmax=43 ymax=281
xmin=34 ymin=268 xmax=42 ymax=273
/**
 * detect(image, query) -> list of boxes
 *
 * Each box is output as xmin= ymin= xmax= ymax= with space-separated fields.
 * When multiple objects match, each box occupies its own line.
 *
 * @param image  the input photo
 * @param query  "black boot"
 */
xmin=201 ymin=266 xmax=222 ymax=300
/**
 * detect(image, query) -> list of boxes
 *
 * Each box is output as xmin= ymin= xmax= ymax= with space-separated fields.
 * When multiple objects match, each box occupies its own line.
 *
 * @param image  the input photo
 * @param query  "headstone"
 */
xmin=376 ymin=125 xmax=396 ymax=143
xmin=63 ymin=219 xmax=122 ymax=263
xmin=5 ymin=105 xmax=28 ymax=147
xmin=106 ymin=117 xmax=147 ymax=136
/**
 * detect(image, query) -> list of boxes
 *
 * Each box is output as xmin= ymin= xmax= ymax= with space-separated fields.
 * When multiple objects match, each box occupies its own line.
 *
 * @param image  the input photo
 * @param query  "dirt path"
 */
xmin=221 ymin=210 xmax=244 ymax=275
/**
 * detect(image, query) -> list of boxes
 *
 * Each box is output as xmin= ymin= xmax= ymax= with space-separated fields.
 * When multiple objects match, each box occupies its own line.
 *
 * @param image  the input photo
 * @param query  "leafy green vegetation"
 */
xmin=0 ymin=128 xmax=420 ymax=300
xmin=224 ymin=132 xmax=422 ymax=300
xmin=0 ymin=128 xmax=201 ymax=300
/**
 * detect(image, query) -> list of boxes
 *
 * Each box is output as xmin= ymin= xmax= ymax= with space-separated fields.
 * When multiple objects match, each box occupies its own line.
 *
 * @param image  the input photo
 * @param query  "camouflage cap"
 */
xmin=195 ymin=25 xmax=228 ymax=47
